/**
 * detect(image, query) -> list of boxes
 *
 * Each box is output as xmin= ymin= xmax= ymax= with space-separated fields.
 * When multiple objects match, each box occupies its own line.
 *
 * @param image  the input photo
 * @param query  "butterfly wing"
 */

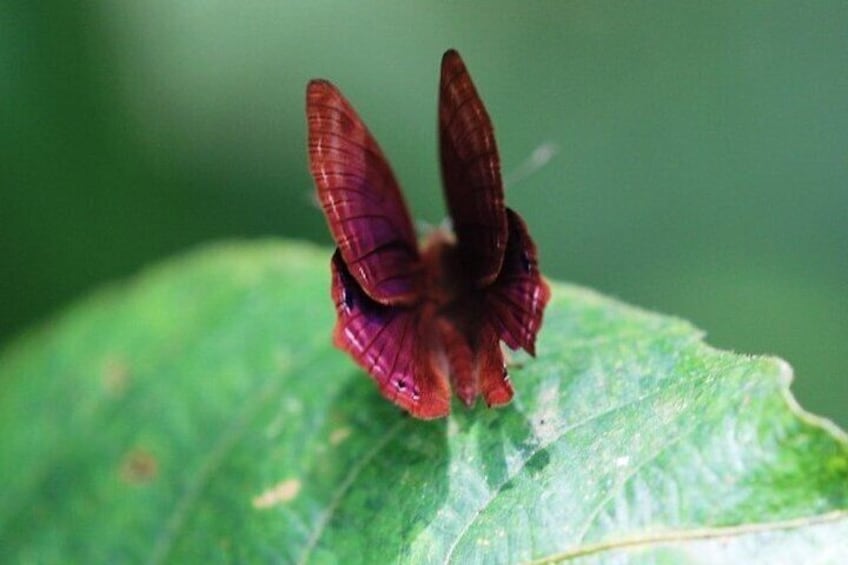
xmin=438 ymin=50 xmax=548 ymax=408
xmin=438 ymin=49 xmax=508 ymax=288
xmin=331 ymin=251 xmax=451 ymax=419
xmin=485 ymin=208 xmax=550 ymax=356
xmin=471 ymin=209 xmax=550 ymax=407
xmin=308 ymin=80 xmax=421 ymax=305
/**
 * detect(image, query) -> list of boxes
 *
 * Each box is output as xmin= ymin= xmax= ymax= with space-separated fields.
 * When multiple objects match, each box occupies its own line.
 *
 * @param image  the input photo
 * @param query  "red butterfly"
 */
xmin=306 ymin=49 xmax=550 ymax=419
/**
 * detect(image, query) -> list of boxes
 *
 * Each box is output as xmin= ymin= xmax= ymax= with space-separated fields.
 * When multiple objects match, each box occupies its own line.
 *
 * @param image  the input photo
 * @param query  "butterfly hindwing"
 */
xmin=440 ymin=209 xmax=549 ymax=410
xmin=331 ymin=251 xmax=451 ymax=419
xmin=484 ymin=209 xmax=551 ymax=356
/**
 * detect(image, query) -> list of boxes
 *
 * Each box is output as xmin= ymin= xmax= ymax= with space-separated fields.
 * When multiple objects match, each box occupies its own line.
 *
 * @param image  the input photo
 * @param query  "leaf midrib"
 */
xmin=524 ymin=510 xmax=848 ymax=564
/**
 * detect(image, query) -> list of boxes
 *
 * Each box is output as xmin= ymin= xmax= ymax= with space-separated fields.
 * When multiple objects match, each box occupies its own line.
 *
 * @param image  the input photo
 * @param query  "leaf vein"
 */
xmin=297 ymin=419 xmax=407 ymax=564
xmin=573 ymin=426 xmax=693 ymax=542
xmin=147 ymin=370 xmax=285 ymax=565
xmin=443 ymin=379 xmax=691 ymax=563
xmin=524 ymin=510 xmax=848 ymax=564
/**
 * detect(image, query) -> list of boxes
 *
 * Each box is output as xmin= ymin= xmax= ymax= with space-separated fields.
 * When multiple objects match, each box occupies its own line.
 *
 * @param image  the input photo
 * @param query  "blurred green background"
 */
xmin=2 ymin=2 xmax=846 ymax=426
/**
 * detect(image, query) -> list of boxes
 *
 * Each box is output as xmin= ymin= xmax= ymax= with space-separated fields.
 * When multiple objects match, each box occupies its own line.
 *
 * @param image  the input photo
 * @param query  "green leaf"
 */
xmin=1 ymin=241 xmax=846 ymax=563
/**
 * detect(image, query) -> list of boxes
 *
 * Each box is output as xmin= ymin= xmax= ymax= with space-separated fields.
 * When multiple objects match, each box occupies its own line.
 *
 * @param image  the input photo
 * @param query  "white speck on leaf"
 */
xmin=330 ymin=427 xmax=352 ymax=446
xmin=252 ymin=478 xmax=302 ymax=509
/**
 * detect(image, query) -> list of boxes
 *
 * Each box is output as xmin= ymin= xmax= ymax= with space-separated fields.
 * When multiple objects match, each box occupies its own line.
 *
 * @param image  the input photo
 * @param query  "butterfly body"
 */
xmin=309 ymin=50 xmax=550 ymax=419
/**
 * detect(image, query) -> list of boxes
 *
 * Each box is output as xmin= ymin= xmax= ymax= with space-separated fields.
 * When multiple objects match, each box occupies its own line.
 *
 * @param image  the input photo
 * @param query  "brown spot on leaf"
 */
xmin=120 ymin=448 xmax=158 ymax=485
xmin=102 ymin=356 xmax=130 ymax=397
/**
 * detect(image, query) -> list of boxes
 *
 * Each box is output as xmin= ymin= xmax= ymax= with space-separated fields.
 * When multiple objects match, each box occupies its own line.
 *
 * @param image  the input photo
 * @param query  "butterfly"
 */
xmin=306 ymin=49 xmax=550 ymax=419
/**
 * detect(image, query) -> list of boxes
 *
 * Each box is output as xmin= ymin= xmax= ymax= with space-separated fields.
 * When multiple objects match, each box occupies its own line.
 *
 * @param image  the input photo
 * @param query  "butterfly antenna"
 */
xmin=504 ymin=142 xmax=559 ymax=188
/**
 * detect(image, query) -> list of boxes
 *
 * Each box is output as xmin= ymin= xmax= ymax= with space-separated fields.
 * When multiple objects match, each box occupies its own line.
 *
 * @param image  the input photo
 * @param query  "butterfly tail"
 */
xmin=476 ymin=324 xmax=514 ymax=407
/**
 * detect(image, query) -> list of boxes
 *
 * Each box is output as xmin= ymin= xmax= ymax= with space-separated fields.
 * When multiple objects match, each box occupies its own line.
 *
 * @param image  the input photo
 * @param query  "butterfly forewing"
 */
xmin=307 ymin=80 xmax=421 ymax=305
xmin=438 ymin=49 xmax=508 ymax=287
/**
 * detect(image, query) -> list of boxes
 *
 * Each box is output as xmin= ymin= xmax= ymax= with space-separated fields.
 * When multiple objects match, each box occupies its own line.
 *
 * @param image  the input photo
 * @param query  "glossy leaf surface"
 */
xmin=0 ymin=241 xmax=846 ymax=563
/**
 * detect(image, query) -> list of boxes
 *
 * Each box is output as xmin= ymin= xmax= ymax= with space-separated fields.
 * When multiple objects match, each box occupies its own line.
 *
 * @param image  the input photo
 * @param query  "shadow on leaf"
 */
xmin=295 ymin=372 xmax=449 ymax=561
